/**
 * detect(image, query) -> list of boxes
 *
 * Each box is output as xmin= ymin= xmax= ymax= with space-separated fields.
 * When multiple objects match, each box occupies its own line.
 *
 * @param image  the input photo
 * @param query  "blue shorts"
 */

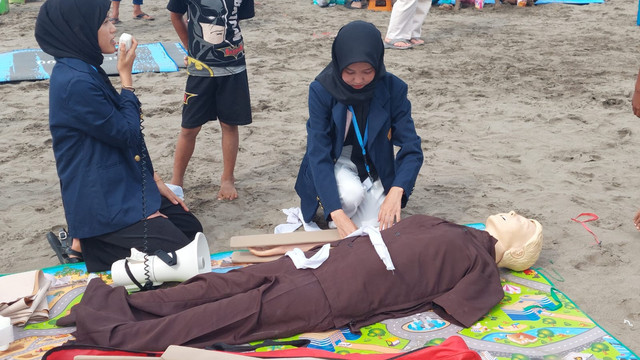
xmin=181 ymin=72 xmax=252 ymax=129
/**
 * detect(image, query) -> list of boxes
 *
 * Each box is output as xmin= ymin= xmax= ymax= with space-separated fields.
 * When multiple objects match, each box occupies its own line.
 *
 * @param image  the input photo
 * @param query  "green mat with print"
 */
xmin=1 ymin=251 xmax=637 ymax=360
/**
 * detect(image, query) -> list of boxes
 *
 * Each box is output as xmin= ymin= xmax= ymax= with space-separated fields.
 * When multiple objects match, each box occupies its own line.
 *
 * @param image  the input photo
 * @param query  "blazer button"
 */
xmin=134 ymin=155 xmax=141 ymax=162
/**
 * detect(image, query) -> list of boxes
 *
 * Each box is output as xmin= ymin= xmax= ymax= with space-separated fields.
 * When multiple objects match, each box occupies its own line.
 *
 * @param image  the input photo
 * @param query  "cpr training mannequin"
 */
xmin=58 ymin=211 xmax=543 ymax=351
xmin=295 ymin=21 xmax=423 ymax=239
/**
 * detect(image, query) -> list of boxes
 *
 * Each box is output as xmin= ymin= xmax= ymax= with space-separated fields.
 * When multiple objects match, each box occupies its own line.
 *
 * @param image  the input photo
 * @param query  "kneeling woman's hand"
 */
xmin=154 ymin=172 xmax=190 ymax=212
xmin=330 ymin=209 xmax=358 ymax=239
xmin=378 ymin=186 xmax=403 ymax=231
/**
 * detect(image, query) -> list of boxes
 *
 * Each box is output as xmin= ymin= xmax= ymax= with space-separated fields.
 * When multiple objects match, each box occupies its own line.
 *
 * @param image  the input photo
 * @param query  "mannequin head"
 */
xmin=485 ymin=211 xmax=543 ymax=271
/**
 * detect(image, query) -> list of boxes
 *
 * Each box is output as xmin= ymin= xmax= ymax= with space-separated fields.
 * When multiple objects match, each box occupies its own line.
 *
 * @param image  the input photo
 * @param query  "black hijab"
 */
xmin=35 ymin=0 xmax=115 ymax=93
xmin=35 ymin=0 xmax=111 ymax=67
xmin=315 ymin=21 xmax=386 ymax=106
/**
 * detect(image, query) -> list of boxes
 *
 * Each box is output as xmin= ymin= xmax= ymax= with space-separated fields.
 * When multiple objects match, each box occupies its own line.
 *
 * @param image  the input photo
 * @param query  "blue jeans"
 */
xmin=112 ymin=0 xmax=143 ymax=5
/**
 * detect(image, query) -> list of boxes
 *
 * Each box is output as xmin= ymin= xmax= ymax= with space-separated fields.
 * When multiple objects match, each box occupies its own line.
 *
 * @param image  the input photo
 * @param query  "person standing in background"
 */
xmin=108 ymin=0 xmax=154 ymax=24
xmin=383 ymin=0 xmax=431 ymax=50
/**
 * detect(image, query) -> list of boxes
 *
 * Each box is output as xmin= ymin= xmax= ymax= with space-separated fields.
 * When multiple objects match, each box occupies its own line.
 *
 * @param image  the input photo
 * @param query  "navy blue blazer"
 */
xmin=48 ymin=58 xmax=161 ymax=239
xmin=295 ymin=73 xmax=423 ymax=223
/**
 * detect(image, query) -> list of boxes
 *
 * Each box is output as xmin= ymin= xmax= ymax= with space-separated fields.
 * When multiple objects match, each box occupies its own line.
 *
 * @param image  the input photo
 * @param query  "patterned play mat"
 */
xmin=1 ymin=251 xmax=637 ymax=360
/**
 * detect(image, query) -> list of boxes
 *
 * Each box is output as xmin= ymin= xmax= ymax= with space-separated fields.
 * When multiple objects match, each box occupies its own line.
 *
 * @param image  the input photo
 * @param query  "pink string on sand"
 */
xmin=571 ymin=213 xmax=601 ymax=246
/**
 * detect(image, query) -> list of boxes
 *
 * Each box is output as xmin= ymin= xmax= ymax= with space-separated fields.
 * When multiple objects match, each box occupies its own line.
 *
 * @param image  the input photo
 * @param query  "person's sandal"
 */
xmin=46 ymin=230 xmax=83 ymax=264
xmin=133 ymin=13 xmax=154 ymax=21
xmin=383 ymin=39 xmax=413 ymax=50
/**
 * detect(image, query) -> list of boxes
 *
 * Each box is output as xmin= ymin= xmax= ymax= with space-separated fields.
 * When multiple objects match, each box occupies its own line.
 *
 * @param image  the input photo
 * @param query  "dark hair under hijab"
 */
xmin=35 ymin=0 xmax=111 ymax=68
xmin=315 ymin=20 xmax=386 ymax=106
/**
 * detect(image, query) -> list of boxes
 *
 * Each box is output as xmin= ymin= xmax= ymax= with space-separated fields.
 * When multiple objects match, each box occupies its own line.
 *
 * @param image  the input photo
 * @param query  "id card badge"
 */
xmin=363 ymin=177 xmax=373 ymax=191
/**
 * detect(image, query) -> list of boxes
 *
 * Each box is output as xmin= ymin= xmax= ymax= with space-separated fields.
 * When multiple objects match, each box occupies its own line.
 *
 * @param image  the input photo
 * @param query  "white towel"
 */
xmin=165 ymin=183 xmax=184 ymax=201
xmin=347 ymin=226 xmax=395 ymax=271
xmin=274 ymin=207 xmax=321 ymax=234
xmin=285 ymin=244 xmax=331 ymax=269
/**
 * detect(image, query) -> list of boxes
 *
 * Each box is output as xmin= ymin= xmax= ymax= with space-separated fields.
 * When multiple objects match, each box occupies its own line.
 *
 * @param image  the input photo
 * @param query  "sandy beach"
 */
xmin=0 ymin=0 xmax=639 ymax=353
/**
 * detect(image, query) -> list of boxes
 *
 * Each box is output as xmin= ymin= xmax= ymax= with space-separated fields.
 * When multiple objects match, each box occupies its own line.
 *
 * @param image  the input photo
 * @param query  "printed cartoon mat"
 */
xmin=1 ymin=251 xmax=637 ymax=360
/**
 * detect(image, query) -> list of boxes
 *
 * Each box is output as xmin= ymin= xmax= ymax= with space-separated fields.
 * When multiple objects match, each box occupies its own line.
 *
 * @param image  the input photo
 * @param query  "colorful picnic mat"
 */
xmin=1 ymin=251 xmax=637 ymax=360
xmin=0 ymin=42 xmax=187 ymax=83
xmin=315 ymin=0 xmax=604 ymax=7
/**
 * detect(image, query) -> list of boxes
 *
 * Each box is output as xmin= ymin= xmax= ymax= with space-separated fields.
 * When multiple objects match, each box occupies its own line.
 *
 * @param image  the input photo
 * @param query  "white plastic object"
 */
xmin=0 ymin=315 xmax=13 ymax=351
xmin=119 ymin=32 xmax=133 ymax=50
xmin=111 ymin=232 xmax=211 ymax=291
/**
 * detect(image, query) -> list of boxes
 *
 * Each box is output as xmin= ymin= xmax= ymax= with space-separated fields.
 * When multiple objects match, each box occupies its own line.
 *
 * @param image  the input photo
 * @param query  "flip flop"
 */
xmin=46 ymin=231 xmax=83 ymax=264
xmin=383 ymin=39 xmax=413 ymax=50
xmin=109 ymin=17 xmax=121 ymax=24
xmin=133 ymin=13 xmax=154 ymax=20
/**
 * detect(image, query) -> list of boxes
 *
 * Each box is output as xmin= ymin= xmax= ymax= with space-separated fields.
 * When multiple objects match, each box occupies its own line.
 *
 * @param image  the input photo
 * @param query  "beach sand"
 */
xmin=0 ymin=0 xmax=639 ymax=353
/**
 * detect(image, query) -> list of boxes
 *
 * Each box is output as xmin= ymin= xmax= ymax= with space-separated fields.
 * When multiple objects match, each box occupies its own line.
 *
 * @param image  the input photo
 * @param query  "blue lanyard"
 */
xmin=348 ymin=105 xmax=371 ymax=175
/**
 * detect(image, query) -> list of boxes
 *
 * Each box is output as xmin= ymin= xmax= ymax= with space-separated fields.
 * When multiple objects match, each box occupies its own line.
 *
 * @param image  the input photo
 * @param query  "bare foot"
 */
xmin=410 ymin=38 xmax=425 ymax=46
xmin=218 ymin=178 xmax=238 ymax=200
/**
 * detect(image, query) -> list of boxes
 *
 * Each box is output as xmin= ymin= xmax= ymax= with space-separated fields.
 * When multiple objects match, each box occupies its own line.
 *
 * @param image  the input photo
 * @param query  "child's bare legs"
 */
xmin=110 ymin=0 xmax=120 ymax=21
xmin=171 ymin=126 xmax=201 ymax=187
xmin=111 ymin=0 xmax=153 ymax=21
xmin=219 ymin=122 xmax=238 ymax=201
xmin=133 ymin=4 xmax=154 ymax=19
xmin=171 ymin=122 xmax=239 ymax=200
xmin=133 ymin=4 xmax=144 ymax=17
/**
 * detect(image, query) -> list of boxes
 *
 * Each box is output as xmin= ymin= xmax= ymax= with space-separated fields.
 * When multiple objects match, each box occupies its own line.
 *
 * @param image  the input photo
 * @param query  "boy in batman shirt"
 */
xmin=167 ymin=0 xmax=254 ymax=200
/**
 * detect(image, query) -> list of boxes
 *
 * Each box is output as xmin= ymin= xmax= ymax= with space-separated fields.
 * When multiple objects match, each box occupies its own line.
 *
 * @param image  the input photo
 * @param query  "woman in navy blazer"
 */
xmin=35 ymin=0 xmax=202 ymax=272
xmin=295 ymin=21 xmax=423 ymax=238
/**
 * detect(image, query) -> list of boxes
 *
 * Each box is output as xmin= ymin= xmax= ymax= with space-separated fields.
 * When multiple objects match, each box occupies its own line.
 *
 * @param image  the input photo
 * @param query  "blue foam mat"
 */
xmin=534 ymin=0 xmax=603 ymax=3
xmin=0 ymin=42 xmax=187 ymax=83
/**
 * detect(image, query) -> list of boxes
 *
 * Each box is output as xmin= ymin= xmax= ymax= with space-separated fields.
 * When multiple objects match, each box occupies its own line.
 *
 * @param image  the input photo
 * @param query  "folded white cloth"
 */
xmin=275 ymin=207 xmax=394 ymax=271
xmin=0 ymin=270 xmax=53 ymax=326
xmin=285 ymin=243 xmax=331 ymax=269
xmin=165 ymin=183 xmax=184 ymax=201
xmin=347 ymin=226 xmax=395 ymax=271
xmin=274 ymin=207 xmax=321 ymax=234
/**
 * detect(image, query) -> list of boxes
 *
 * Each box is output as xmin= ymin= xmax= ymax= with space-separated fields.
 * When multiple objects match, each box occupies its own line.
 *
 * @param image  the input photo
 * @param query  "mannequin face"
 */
xmin=341 ymin=62 xmax=375 ymax=90
xmin=98 ymin=16 xmax=117 ymax=54
xmin=485 ymin=211 xmax=537 ymax=249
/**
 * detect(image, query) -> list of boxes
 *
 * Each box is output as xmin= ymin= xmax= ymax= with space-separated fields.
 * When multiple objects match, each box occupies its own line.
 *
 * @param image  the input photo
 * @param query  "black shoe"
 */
xmin=46 ymin=230 xmax=84 ymax=264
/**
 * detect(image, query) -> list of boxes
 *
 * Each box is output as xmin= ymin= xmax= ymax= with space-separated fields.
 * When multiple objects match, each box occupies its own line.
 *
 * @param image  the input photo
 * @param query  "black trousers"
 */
xmin=81 ymin=197 xmax=203 ymax=273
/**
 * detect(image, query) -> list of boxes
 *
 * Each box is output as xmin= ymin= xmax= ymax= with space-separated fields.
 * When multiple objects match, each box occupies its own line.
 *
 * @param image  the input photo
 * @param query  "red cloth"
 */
xmin=249 ymin=336 xmax=480 ymax=360
xmin=43 ymin=336 xmax=479 ymax=360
